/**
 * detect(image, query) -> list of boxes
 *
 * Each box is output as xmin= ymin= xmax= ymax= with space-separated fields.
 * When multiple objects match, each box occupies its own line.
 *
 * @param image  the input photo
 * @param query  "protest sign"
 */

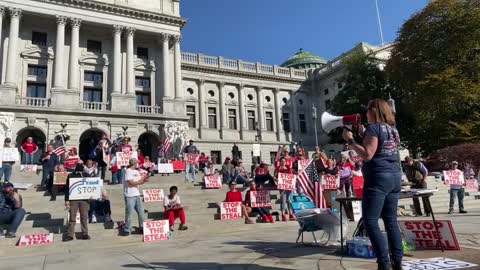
xmin=18 ymin=233 xmax=54 ymax=246
xmin=465 ymin=179 xmax=479 ymax=190
xmin=352 ymin=201 xmax=362 ymax=221
xmin=402 ymin=257 xmax=477 ymax=270
xmin=143 ymin=189 xmax=165 ymax=202
xmin=143 ymin=220 xmax=171 ymax=242
xmin=204 ymin=175 xmax=222 ymax=189
xmin=298 ymin=159 xmax=311 ymax=173
xmin=68 ymin=177 xmax=103 ymax=200
xmin=277 ymin=173 xmax=296 ymax=191
xmin=53 ymin=172 xmax=69 ymax=185
xmin=220 ymin=202 xmax=242 ymax=220
xmin=341 ymin=150 xmax=362 ymax=164
xmin=250 ymin=190 xmax=271 ymax=207
xmin=184 ymin=153 xmax=199 ymax=165
xmin=1 ymin=148 xmax=19 ymax=162
xmin=252 ymin=144 xmax=261 ymax=157
xmin=321 ymin=174 xmax=340 ymax=190
xmin=398 ymin=220 xmax=460 ymax=250
xmin=169 ymin=160 xmax=185 ymax=171
xmin=9 ymin=182 xmax=32 ymax=190
xmin=64 ymin=157 xmax=79 ymax=168
xmin=443 ymin=170 xmax=465 ymax=186
xmin=139 ymin=169 xmax=149 ymax=179
xmin=116 ymin=151 xmax=137 ymax=167
xmin=20 ymin=165 xmax=37 ymax=172
xmin=157 ymin=163 xmax=174 ymax=173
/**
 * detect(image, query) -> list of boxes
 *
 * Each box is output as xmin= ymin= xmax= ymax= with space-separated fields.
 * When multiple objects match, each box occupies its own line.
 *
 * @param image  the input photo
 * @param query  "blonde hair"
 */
xmin=367 ymin=99 xmax=395 ymax=125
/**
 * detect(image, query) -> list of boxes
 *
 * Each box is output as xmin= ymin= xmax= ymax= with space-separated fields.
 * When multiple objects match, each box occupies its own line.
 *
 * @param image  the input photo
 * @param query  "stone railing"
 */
xmin=136 ymin=105 xmax=161 ymax=114
xmin=80 ymin=101 xmax=109 ymax=111
xmin=16 ymin=97 xmax=50 ymax=107
xmin=181 ymin=52 xmax=307 ymax=79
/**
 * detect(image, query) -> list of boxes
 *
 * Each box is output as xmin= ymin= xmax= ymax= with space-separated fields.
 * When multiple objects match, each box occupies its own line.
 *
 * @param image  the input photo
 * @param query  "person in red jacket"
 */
xmin=244 ymin=181 xmax=274 ymax=223
xmin=224 ymin=180 xmax=254 ymax=224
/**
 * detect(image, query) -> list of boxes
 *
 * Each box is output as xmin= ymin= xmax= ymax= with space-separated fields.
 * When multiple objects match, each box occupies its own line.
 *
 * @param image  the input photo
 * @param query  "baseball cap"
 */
xmin=129 ymin=158 xmax=139 ymax=166
xmin=3 ymin=182 xmax=14 ymax=188
xmin=452 ymin=161 xmax=458 ymax=165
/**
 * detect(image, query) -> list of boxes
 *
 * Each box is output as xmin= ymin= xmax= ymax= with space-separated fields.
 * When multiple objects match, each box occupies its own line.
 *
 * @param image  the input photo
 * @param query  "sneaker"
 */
xmin=79 ymin=233 xmax=91 ymax=240
xmin=169 ymin=226 xmax=175 ymax=232
xmin=459 ymin=210 xmax=468 ymax=214
xmin=120 ymin=231 xmax=130 ymax=237
xmin=289 ymin=214 xmax=296 ymax=221
xmin=91 ymin=214 xmax=97 ymax=224
xmin=5 ymin=232 xmax=16 ymax=238
xmin=178 ymin=224 xmax=188 ymax=231
xmin=105 ymin=214 xmax=112 ymax=223
xmin=267 ymin=214 xmax=275 ymax=223
xmin=281 ymin=214 xmax=287 ymax=222
xmin=63 ymin=235 xmax=74 ymax=242
xmin=448 ymin=209 xmax=453 ymax=214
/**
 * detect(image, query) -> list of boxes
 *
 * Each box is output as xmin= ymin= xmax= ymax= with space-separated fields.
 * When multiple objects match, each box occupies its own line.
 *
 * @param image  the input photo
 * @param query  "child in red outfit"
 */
xmin=164 ymin=186 xmax=188 ymax=231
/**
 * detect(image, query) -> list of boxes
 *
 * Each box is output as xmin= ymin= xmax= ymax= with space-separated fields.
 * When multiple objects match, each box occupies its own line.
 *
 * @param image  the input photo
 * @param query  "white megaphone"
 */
xmin=321 ymin=112 xmax=361 ymax=133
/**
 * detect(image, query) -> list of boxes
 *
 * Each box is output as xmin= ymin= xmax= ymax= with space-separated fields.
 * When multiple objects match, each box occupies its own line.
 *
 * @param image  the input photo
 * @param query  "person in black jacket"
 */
xmin=40 ymin=145 xmax=59 ymax=188
xmin=94 ymin=140 xmax=108 ymax=181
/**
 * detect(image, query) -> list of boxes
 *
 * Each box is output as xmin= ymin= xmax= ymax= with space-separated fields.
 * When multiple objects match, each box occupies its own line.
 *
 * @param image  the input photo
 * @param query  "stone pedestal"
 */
xmin=0 ymin=85 xmax=17 ymax=105
xmin=50 ymin=88 xmax=80 ymax=108
xmin=162 ymin=98 xmax=186 ymax=116
xmin=111 ymin=93 xmax=136 ymax=113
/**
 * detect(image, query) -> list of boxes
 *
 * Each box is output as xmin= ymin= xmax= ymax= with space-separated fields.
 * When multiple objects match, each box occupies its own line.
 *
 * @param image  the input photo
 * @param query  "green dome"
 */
xmin=280 ymin=48 xmax=327 ymax=69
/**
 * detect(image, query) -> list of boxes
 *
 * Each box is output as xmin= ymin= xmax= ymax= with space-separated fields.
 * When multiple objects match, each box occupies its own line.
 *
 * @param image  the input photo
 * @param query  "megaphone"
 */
xmin=321 ymin=112 xmax=360 ymax=133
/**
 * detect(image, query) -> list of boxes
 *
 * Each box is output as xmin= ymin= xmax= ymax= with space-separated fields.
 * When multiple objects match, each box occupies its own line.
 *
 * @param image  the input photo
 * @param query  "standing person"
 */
xmin=109 ymin=156 xmax=120 ymax=185
xmin=164 ymin=186 xmax=188 ymax=231
xmin=231 ymin=143 xmax=240 ymax=166
xmin=20 ymin=137 xmax=38 ymax=165
xmin=94 ymin=140 xmax=108 ymax=181
xmin=0 ymin=138 xmax=15 ymax=182
xmin=447 ymin=161 xmax=468 ymax=214
xmin=275 ymin=157 xmax=294 ymax=222
xmin=183 ymin=140 xmax=198 ymax=183
xmin=121 ymin=158 xmax=150 ymax=236
xmin=0 ymin=182 xmax=26 ymax=238
xmin=311 ymin=146 xmax=322 ymax=160
xmin=120 ymin=137 xmax=133 ymax=153
xmin=47 ymin=164 xmax=66 ymax=201
xmin=40 ymin=145 xmax=59 ymax=188
xmin=342 ymin=98 xmax=403 ymax=270
xmin=404 ymin=156 xmax=431 ymax=216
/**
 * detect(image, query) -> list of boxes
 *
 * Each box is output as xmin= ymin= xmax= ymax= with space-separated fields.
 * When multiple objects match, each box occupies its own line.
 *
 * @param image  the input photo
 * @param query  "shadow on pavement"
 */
xmin=123 ymin=262 xmax=292 ymax=270
xmin=224 ymin=241 xmax=337 ymax=258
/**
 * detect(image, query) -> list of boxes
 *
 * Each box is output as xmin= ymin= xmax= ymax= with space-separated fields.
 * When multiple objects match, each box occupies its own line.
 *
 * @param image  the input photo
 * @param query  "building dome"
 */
xmin=280 ymin=48 xmax=327 ymax=70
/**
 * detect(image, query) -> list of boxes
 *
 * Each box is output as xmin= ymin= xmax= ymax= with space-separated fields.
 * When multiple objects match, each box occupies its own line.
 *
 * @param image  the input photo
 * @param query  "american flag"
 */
xmin=52 ymin=135 xmax=66 ymax=156
xmin=160 ymin=139 xmax=172 ymax=157
xmin=296 ymin=159 xmax=326 ymax=208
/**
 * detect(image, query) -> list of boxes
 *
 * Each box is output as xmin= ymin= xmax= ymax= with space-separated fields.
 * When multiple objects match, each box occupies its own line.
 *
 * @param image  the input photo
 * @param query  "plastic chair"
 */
xmin=288 ymin=194 xmax=329 ymax=245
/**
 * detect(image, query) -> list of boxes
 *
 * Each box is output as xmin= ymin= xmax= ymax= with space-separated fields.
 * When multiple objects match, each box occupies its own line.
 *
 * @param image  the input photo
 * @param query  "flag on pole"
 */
xmin=52 ymin=135 xmax=66 ymax=157
xmin=296 ymin=159 xmax=326 ymax=208
xmin=160 ymin=139 xmax=172 ymax=157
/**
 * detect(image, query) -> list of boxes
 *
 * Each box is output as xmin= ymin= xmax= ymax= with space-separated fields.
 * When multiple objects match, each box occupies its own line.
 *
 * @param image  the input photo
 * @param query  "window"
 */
xmin=265 ymin=96 xmax=271 ymax=102
xmin=137 ymin=47 xmax=148 ymax=59
xmin=186 ymin=106 xmax=196 ymax=128
xmin=299 ymin=114 xmax=307 ymax=133
xmin=208 ymin=90 xmax=215 ymax=97
xmin=247 ymin=94 xmax=253 ymax=101
xmin=84 ymin=71 xmax=103 ymax=84
xmin=210 ymin=151 xmax=221 ymax=164
xmin=187 ymin=88 xmax=194 ymax=95
xmin=26 ymin=83 xmax=46 ymax=98
xmin=228 ymin=92 xmax=235 ymax=99
xmin=208 ymin=107 xmax=217 ymax=129
xmin=251 ymin=152 xmax=260 ymax=164
xmin=136 ymin=93 xmax=151 ymax=106
xmin=87 ymin=40 xmax=102 ymax=53
xmin=247 ymin=110 xmax=256 ymax=131
xmin=28 ymin=65 xmax=47 ymax=77
xmin=265 ymin=111 xmax=274 ymax=131
xmin=282 ymin=97 xmax=288 ymax=104
xmin=228 ymin=109 xmax=237 ymax=129
xmin=32 ymin=32 xmax=47 ymax=46
xmin=135 ymin=77 xmax=151 ymax=88
xmin=324 ymin=88 xmax=329 ymax=95
xmin=83 ymin=87 xmax=102 ymax=102
xmin=282 ymin=112 xmax=290 ymax=132
xmin=270 ymin=152 xmax=277 ymax=165
xmin=325 ymin=99 xmax=331 ymax=110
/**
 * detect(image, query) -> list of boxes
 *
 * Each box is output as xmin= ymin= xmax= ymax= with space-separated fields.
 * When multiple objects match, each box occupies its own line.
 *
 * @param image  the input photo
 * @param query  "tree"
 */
xmin=387 ymin=0 xmax=480 ymax=155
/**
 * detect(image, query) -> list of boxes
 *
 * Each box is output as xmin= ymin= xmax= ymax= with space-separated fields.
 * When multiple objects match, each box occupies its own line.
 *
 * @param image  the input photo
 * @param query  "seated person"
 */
xmin=254 ymin=161 xmax=274 ymax=188
xmin=244 ymin=181 xmax=274 ymax=223
xmin=204 ymin=161 xmax=216 ymax=176
xmin=233 ymin=160 xmax=249 ymax=185
xmin=89 ymin=179 xmax=112 ymax=223
xmin=0 ymin=182 xmax=25 ymax=238
xmin=164 ymin=186 xmax=188 ymax=231
xmin=224 ymin=180 xmax=254 ymax=224
xmin=141 ymin=156 xmax=155 ymax=176
xmin=221 ymin=157 xmax=235 ymax=183
xmin=83 ymin=159 xmax=99 ymax=177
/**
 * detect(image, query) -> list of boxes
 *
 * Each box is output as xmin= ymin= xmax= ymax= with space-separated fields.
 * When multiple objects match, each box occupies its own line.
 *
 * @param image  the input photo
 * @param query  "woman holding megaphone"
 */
xmin=342 ymin=99 xmax=402 ymax=270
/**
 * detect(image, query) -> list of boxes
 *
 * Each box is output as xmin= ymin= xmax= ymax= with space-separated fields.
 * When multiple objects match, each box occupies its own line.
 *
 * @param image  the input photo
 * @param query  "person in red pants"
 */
xmin=164 ymin=186 xmax=188 ymax=231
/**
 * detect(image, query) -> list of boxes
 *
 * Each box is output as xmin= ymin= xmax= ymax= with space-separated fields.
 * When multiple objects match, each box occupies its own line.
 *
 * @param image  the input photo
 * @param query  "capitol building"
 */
xmin=0 ymin=0 xmax=391 ymax=165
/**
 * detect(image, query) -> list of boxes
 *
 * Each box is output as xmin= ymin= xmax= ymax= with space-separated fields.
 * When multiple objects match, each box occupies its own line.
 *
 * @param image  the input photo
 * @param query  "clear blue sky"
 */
xmin=180 ymin=0 xmax=428 ymax=65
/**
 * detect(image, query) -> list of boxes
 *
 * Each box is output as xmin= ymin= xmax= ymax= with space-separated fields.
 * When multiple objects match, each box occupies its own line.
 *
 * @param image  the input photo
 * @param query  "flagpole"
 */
xmin=375 ymin=0 xmax=385 ymax=46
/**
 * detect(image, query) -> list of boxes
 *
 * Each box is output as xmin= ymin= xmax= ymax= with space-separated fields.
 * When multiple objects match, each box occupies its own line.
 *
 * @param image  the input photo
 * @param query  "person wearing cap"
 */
xmin=221 ymin=157 xmax=235 ymax=184
xmin=446 ymin=161 xmax=467 ymax=214
xmin=404 ymin=156 xmax=431 ymax=216
xmin=64 ymin=147 xmax=80 ymax=171
xmin=254 ymin=161 xmax=274 ymax=188
xmin=233 ymin=159 xmax=248 ymax=185
xmin=20 ymin=137 xmax=38 ymax=165
xmin=0 ymin=138 xmax=15 ymax=182
xmin=122 ymin=158 xmax=150 ymax=236
xmin=0 ymin=182 xmax=25 ymax=238
xmin=183 ymin=140 xmax=199 ymax=183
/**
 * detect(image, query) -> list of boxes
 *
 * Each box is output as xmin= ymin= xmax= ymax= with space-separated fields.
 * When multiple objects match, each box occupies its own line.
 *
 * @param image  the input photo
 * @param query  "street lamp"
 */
xmin=312 ymin=105 xmax=319 ymax=147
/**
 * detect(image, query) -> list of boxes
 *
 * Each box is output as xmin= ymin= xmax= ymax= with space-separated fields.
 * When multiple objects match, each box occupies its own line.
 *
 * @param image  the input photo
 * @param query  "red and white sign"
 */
xmin=352 ymin=175 xmax=364 ymax=190
xmin=184 ymin=153 xmax=199 ymax=165
xmin=204 ymin=175 xmax=222 ymax=189
xmin=20 ymin=165 xmax=37 ymax=172
xmin=139 ymin=169 xmax=148 ymax=178
xmin=443 ymin=170 xmax=465 ymax=186
xmin=321 ymin=174 xmax=340 ymax=190
xmin=143 ymin=220 xmax=171 ymax=242
xmin=342 ymin=150 xmax=362 ymax=164
xmin=64 ymin=157 xmax=79 ymax=168
xmin=116 ymin=151 xmax=137 ymax=167
xmin=169 ymin=160 xmax=185 ymax=171
xmin=465 ymin=179 xmax=479 ymax=190
xmin=220 ymin=202 xmax=242 ymax=220
xmin=250 ymin=190 xmax=271 ymax=207
xmin=398 ymin=220 xmax=460 ymax=250
xmin=18 ymin=233 xmax=54 ymax=246
xmin=143 ymin=189 xmax=165 ymax=202
xmin=298 ymin=159 xmax=311 ymax=173
xmin=277 ymin=173 xmax=296 ymax=191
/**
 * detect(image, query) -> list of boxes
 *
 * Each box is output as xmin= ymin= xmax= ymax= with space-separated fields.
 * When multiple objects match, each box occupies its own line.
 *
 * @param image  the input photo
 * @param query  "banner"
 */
xmin=341 ymin=150 xmax=362 ymax=164
xmin=116 ymin=151 xmax=137 ymax=167
xmin=402 ymin=258 xmax=477 ymax=270
xmin=157 ymin=163 xmax=174 ymax=174
xmin=297 ymin=159 xmax=311 ymax=173
xmin=465 ymin=179 xmax=479 ymax=190
xmin=143 ymin=220 xmax=171 ymax=242
xmin=1 ymin=148 xmax=19 ymax=162
xmin=443 ymin=170 xmax=465 ymax=186
xmin=398 ymin=220 xmax=460 ymax=250
xmin=321 ymin=174 xmax=340 ymax=190
xmin=252 ymin=144 xmax=261 ymax=157
xmin=18 ymin=233 xmax=54 ymax=246
xmin=277 ymin=173 xmax=296 ymax=191
xmin=68 ymin=177 xmax=103 ymax=200
xmin=143 ymin=189 xmax=165 ymax=202
xmin=53 ymin=172 xmax=69 ymax=185
xmin=64 ymin=157 xmax=79 ymax=168
xmin=204 ymin=175 xmax=222 ymax=189
xmin=250 ymin=190 xmax=271 ymax=207
xmin=20 ymin=165 xmax=37 ymax=172
xmin=184 ymin=153 xmax=199 ymax=165
xmin=220 ymin=202 xmax=242 ymax=220
xmin=352 ymin=201 xmax=362 ymax=221
xmin=169 ymin=160 xmax=185 ymax=171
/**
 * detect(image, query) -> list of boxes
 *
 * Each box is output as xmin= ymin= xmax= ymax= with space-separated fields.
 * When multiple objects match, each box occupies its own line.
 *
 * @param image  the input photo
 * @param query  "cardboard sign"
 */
xmin=53 ymin=172 xmax=69 ymax=185
xmin=402 ymin=257 xmax=478 ymax=270
xmin=143 ymin=189 xmax=165 ymax=202
xmin=220 ymin=202 xmax=242 ymax=220
xmin=277 ymin=173 xmax=296 ymax=191
xmin=443 ymin=170 xmax=465 ymax=186
xmin=157 ymin=163 xmax=174 ymax=173
xmin=143 ymin=220 xmax=171 ymax=242
xmin=298 ymin=159 xmax=311 ymax=173
xmin=465 ymin=179 xmax=479 ymax=190
xmin=252 ymin=144 xmax=261 ymax=157
xmin=64 ymin=157 xmax=79 ymax=168
xmin=398 ymin=220 xmax=460 ymax=250
xmin=1 ymin=148 xmax=19 ymax=162
xmin=341 ymin=150 xmax=362 ymax=164
xmin=68 ymin=177 xmax=103 ymax=200
xmin=115 ymin=151 xmax=137 ymax=167
xmin=20 ymin=165 xmax=37 ymax=172
xmin=321 ymin=174 xmax=340 ymax=190
xmin=169 ymin=160 xmax=185 ymax=171
xmin=18 ymin=233 xmax=54 ymax=246
xmin=250 ymin=190 xmax=271 ymax=207
xmin=204 ymin=175 xmax=222 ymax=189
xmin=352 ymin=201 xmax=362 ymax=221
xmin=184 ymin=153 xmax=199 ymax=165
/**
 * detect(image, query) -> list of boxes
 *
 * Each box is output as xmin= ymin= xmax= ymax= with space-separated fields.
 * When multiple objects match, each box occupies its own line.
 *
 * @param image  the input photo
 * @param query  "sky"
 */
xmin=180 ymin=0 xmax=429 ymax=65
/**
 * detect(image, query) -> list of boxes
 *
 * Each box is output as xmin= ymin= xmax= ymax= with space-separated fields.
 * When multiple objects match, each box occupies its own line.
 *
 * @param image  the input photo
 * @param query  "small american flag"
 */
xmin=52 ymin=135 xmax=66 ymax=157
xmin=296 ymin=159 xmax=326 ymax=208
xmin=160 ymin=139 xmax=172 ymax=157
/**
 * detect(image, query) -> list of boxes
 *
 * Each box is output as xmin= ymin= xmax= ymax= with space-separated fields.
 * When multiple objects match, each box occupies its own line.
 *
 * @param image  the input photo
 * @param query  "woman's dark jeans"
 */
xmin=362 ymin=171 xmax=403 ymax=267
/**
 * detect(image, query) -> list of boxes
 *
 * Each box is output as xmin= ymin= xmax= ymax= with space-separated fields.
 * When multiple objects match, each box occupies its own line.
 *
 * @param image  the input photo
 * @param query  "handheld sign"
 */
xmin=53 ymin=172 xmax=69 ymax=185
xmin=20 ymin=165 xmax=37 ymax=172
xmin=18 ymin=233 xmax=54 ymax=246
xmin=143 ymin=220 xmax=171 ymax=242
xmin=298 ymin=159 xmax=311 ymax=173
xmin=116 ymin=151 xmax=137 ymax=167
xmin=204 ymin=175 xmax=222 ymax=189
xmin=277 ymin=173 xmax=296 ymax=191
xmin=68 ymin=177 xmax=103 ymax=200
xmin=64 ymin=157 xmax=79 ymax=168
xmin=169 ymin=160 xmax=185 ymax=171
xmin=465 ymin=179 xmax=479 ymax=190
xmin=184 ymin=153 xmax=199 ymax=165
xmin=443 ymin=170 xmax=465 ymax=186
xmin=250 ymin=190 xmax=271 ymax=207
xmin=321 ymin=174 xmax=340 ymax=190
xmin=220 ymin=202 xmax=242 ymax=220
xmin=157 ymin=163 xmax=174 ymax=174
xmin=398 ymin=220 xmax=460 ymax=250
xmin=142 ymin=189 xmax=165 ymax=202
xmin=1 ymin=148 xmax=19 ymax=162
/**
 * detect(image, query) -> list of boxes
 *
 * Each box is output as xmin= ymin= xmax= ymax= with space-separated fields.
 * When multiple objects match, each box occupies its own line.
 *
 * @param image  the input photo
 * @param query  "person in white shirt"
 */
xmin=164 ymin=186 xmax=188 ymax=231
xmin=121 ymin=158 xmax=150 ymax=236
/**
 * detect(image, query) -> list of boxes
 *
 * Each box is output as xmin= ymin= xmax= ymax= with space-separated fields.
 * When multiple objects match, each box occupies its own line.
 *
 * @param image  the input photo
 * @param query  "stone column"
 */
xmin=273 ymin=88 xmax=282 ymax=141
xmin=161 ymin=33 xmax=172 ymax=99
xmin=53 ymin=16 xmax=67 ymax=89
xmin=112 ymin=25 xmax=123 ymax=93
xmin=198 ymin=79 xmax=207 ymax=138
xmin=238 ymin=83 xmax=247 ymax=139
xmin=68 ymin=18 xmax=81 ymax=91
xmin=4 ymin=8 xmax=21 ymax=86
xmin=0 ymin=7 xmax=5 ymax=85
xmin=256 ymin=86 xmax=265 ymax=131
xmin=218 ymin=81 xmax=227 ymax=137
xmin=125 ymin=27 xmax=135 ymax=95
xmin=173 ymin=35 xmax=183 ymax=100
xmin=290 ymin=91 xmax=298 ymax=134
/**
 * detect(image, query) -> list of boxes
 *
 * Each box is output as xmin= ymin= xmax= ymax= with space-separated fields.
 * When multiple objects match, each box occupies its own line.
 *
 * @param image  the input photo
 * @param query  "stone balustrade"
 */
xmin=80 ymin=101 xmax=109 ymax=111
xmin=16 ymin=97 xmax=51 ymax=107
xmin=136 ymin=105 xmax=161 ymax=114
